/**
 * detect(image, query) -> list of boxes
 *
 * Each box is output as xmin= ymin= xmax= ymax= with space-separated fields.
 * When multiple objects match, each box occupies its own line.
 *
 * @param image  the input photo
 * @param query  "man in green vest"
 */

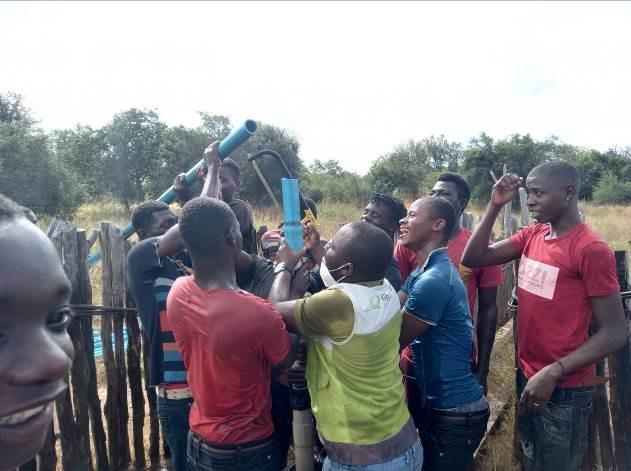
xmin=270 ymin=221 xmax=422 ymax=470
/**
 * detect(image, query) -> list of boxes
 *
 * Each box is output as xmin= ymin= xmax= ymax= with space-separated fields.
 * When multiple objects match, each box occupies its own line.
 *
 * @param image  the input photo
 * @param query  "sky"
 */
xmin=2 ymin=1 xmax=631 ymax=174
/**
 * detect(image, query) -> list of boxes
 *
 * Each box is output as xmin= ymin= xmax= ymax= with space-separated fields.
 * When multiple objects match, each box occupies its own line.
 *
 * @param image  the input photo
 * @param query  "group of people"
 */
xmin=0 ymin=141 xmax=627 ymax=471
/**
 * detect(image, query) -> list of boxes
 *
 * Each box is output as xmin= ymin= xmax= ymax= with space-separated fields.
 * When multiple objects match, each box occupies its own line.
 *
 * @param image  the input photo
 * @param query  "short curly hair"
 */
xmin=437 ymin=172 xmax=471 ymax=204
xmin=367 ymin=193 xmax=407 ymax=225
xmin=423 ymin=196 xmax=456 ymax=242
xmin=179 ymin=196 xmax=238 ymax=258
xmin=131 ymin=200 xmax=171 ymax=233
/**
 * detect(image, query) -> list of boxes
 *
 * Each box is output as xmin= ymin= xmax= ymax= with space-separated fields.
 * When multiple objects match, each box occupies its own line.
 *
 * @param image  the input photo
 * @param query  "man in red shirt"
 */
xmin=166 ymin=196 xmax=298 ymax=471
xmin=462 ymin=161 xmax=627 ymax=471
xmin=395 ymin=172 xmax=501 ymax=401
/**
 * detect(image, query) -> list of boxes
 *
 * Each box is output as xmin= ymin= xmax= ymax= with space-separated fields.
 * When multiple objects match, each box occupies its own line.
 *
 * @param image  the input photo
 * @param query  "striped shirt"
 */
xmin=127 ymin=237 xmax=188 ymax=387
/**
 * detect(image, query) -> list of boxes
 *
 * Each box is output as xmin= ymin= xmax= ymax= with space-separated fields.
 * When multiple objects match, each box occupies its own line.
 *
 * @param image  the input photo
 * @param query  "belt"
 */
xmin=431 ymin=407 xmax=489 ymax=423
xmin=189 ymin=433 xmax=275 ymax=456
xmin=156 ymin=386 xmax=193 ymax=400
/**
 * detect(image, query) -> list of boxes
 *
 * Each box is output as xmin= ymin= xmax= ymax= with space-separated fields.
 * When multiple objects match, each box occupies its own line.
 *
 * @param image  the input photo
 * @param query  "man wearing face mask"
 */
xmin=269 ymin=221 xmax=422 ymax=471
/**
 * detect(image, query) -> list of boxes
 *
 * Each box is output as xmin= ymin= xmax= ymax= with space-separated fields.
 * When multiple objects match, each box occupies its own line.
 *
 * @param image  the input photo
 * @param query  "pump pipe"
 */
xmin=87 ymin=120 xmax=257 ymax=267
xmin=282 ymin=178 xmax=315 ymax=471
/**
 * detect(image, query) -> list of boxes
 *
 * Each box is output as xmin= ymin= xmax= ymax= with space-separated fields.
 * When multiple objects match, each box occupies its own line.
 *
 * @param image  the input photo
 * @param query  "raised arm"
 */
xmin=201 ymin=141 xmax=221 ymax=199
xmin=461 ymin=173 xmax=522 ymax=267
xmin=157 ymin=141 xmax=223 ymax=257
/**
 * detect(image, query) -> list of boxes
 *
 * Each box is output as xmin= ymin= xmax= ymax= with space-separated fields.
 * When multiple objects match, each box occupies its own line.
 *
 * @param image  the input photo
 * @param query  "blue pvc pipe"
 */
xmin=88 ymin=119 xmax=257 ymax=267
xmin=157 ymin=119 xmax=258 ymax=204
xmin=282 ymin=178 xmax=303 ymax=251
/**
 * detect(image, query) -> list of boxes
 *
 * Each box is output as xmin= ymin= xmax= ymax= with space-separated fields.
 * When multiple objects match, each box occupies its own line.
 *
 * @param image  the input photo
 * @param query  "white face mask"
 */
xmin=320 ymin=258 xmax=350 ymax=288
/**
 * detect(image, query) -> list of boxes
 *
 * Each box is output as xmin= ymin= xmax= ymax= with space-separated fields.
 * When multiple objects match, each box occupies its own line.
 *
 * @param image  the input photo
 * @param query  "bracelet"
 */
xmin=556 ymin=359 xmax=567 ymax=377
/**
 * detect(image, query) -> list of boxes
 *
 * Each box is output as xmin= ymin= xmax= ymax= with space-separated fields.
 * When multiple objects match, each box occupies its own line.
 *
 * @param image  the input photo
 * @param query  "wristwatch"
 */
xmin=274 ymin=262 xmax=292 ymax=275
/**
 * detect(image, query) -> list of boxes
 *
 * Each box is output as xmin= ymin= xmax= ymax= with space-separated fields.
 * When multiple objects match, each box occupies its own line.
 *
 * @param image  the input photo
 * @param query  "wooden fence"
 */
xmin=19 ymin=215 xmax=631 ymax=470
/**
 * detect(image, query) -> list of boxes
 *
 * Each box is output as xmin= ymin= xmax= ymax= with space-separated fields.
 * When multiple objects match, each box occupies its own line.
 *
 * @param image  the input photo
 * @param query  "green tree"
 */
xmin=424 ymin=134 xmax=463 ymax=171
xmin=150 ymin=114 xmax=234 ymax=197
xmin=229 ymin=123 xmax=304 ymax=204
xmin=0 ymin=93 xmax=84 ymax=216
xmin=302 ymin=159 xmax=370 ymax=204
xmin=0 ymin=92 xmax=34 ymax=127
xmin=368 ymin=140 xmax=430 ymax=199
xmin=53 ymin=125 xmax=108 ymax=198
xmin=103 ymin=108 xmax=166 ymax=207
xmin=564 ymin=148 xmax=631 ymax=200
xmin=199 ymin=112 xmax=231 ymax=138
xmin=367 ymin=136 xmax=463 ymax=199
xmin=462 ymin=133 xmax=547 ymax=203
xmin=593 ymin=171 xmax=631 ymax=204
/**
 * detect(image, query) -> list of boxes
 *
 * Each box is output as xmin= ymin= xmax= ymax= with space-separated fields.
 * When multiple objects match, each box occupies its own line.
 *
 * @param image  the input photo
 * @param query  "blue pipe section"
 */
xmin=156 ymin=119 xmax=258 ymax=204
xmin=282 ymin=178 xmax=303 ymax=251
xmin=88 ymin=120 xmax=257 ymax=267
xmin=92 ymin=329 xmax=129 ymax=358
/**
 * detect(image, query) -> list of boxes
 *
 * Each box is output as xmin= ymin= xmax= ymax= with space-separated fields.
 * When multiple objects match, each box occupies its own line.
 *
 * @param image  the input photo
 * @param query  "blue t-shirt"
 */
xmin=401 ymin=247 xmax=482 ymax=409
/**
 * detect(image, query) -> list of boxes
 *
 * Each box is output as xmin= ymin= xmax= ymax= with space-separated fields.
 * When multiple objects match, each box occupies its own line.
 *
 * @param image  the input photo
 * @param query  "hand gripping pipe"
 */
xmin=87 ymin=119 xmax=257 ymax=267
xmin=282 ymin=178 xmax=315 ymax=471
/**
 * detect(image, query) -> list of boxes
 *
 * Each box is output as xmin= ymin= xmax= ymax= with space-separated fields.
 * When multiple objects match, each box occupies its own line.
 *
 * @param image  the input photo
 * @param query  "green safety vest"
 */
xmin=306 ymin=280 xmax=410 ymax=445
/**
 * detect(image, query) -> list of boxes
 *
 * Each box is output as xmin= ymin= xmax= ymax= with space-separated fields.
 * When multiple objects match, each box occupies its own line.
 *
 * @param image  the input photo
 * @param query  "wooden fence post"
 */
xmin=125 ymin=242 xmax=146 ymax=468
xmin=586 ymin=355 xmax=615 ymax=471
xmin=100 ymin=223 xmax=131 ymax=470
xmin=109 ymin=224 xmax=131 ymax=468
xmin=609 ymin=251 xmax=631 ymax=469
xmin=50 ymin=225 xmax=83 ymax=471
xmin=63 ymin=226 xmax=92 ymax=470
xmin=518 ymin=187 xmax=529 ymax=227
xmin=462 ymin=211 xmax=474 ymax=230
xmin=78 ymin=229 xmax=109 ymax=471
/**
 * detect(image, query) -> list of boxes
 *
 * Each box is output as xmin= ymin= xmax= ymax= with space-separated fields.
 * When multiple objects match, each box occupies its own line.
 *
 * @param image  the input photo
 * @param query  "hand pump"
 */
xmin=282 ymin=178 xmax=315 ymax=471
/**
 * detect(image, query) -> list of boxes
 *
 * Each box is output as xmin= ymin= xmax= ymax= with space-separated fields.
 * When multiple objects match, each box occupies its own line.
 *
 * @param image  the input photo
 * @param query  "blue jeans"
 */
xmin=323 ymin=439 xmax=423 ymax=471
xmin=157 ymin=395 xmax=193 ymax=471
xmin=516 ymin=370 xmax=593 ymax=471
xmin=418 ymin=406 xmax=489 ymax=471
xmin=187 ymin=432 xmax=281 ymax=470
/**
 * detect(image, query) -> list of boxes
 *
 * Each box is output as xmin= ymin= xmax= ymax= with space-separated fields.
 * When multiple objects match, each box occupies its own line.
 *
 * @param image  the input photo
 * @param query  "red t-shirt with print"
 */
xmin=509 ymin=222 xmax=619 ymax=387
xmin=166 ymin=276 xmax=291 ymax=444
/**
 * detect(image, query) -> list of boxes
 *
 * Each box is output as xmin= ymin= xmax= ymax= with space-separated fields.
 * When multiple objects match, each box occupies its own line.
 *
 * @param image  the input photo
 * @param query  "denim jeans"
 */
xmin=516 ymin=370 xmax=593 ymax=471
xmin=418 ymin=406 xmax=489 ymax=471
xmin=322 ymin=439 xmax=423 ymax=471
xmin=157 ymin=395 xmax=193 ymax=471
xmin=187 ymin=432 xmax=281 ymax=470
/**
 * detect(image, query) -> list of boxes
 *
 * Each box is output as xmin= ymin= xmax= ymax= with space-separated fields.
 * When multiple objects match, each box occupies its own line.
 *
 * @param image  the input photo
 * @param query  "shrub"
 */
xmin=592 ymin=172 xmax=631 ymax=205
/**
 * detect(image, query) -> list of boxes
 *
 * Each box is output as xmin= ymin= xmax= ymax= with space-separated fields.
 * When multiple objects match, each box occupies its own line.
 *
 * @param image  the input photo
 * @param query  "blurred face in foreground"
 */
xmin=0 ymin=220 xmax=74 ymax=470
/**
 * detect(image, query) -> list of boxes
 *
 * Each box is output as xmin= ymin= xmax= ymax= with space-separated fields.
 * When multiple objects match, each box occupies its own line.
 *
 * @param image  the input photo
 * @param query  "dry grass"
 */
xmin=41 ymin=199 xmax=629 ymax=251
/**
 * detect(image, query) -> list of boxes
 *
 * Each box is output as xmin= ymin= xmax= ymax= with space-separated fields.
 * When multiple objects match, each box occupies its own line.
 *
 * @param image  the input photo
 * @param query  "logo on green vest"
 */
xmin=369 ymin=295 xmax=382 ymax=309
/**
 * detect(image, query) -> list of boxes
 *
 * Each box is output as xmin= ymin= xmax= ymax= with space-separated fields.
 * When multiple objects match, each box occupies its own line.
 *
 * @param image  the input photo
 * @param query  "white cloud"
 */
xmin=2 ymin=1 xmax=630 ymax=174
